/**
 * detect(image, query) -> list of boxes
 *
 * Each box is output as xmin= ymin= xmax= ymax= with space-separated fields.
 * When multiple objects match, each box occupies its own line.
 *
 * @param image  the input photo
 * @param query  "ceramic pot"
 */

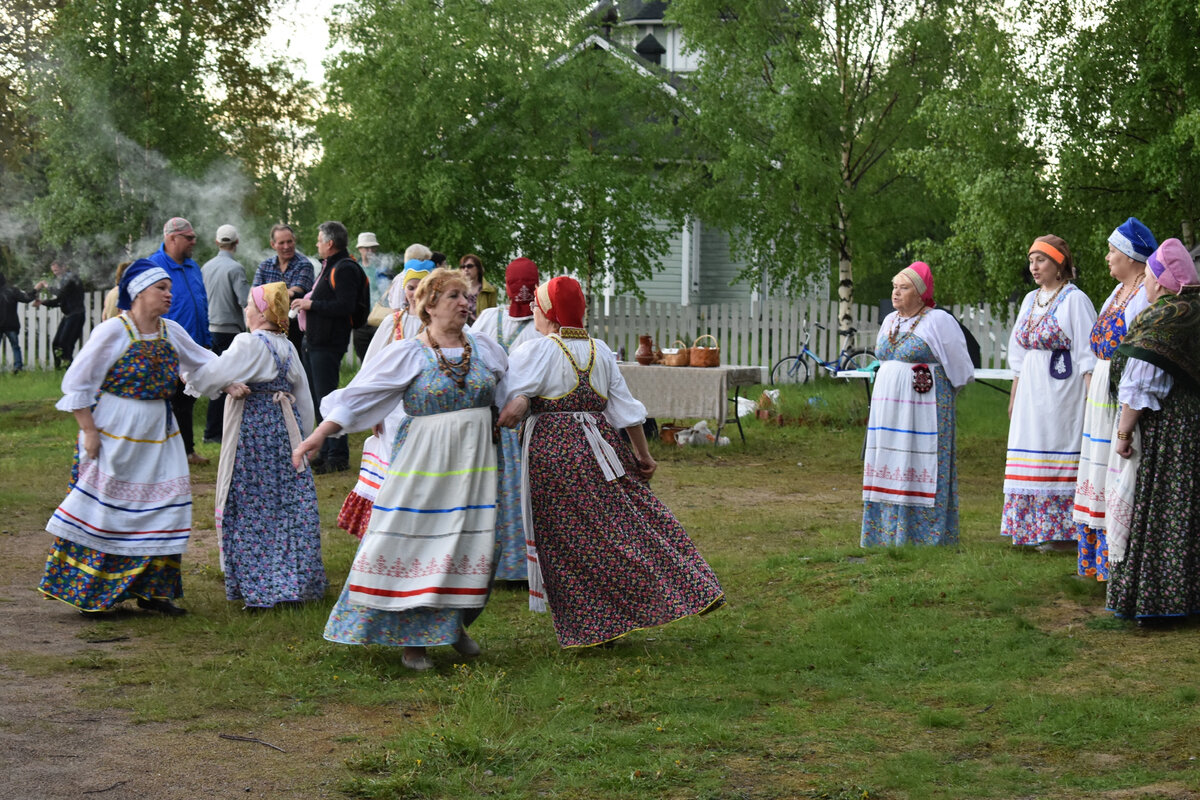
xmin=635 ymin=334 xmax=656 ymax=365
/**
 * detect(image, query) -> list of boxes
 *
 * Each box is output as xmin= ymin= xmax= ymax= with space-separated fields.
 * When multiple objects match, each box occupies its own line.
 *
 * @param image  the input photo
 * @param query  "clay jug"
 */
xmin=635 ymin=334 xmax=656 ymax=365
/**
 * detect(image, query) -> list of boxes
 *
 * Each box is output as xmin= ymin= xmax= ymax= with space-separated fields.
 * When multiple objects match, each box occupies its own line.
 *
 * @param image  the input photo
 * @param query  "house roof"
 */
xmin=590 ymin=1 xmax=669 ymax=25
xmin=619 ymin=1 xmax=669 ymax=22
xmin=551 ymin=33 xmax=691 ymax=104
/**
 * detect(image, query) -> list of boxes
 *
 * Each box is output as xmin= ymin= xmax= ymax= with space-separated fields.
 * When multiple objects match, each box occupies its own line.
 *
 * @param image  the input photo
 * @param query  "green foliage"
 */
xmin=669 ymin=0 xmax=969 ymax=305
xmin=901 ymin=5 xmax=1053 ymax=303
xmin=1049 ymin=0 xmax=1200 ymax=296
xmin=313 ymin=0 xmax=692 ymax=299
xmin=0 ymin=0 xmax=314 ymax=282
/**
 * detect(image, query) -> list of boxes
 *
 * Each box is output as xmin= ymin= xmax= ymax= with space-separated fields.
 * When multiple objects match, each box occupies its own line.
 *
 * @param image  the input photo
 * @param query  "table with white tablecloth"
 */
xmin=617 ymin=363 xmax=767 ymax=441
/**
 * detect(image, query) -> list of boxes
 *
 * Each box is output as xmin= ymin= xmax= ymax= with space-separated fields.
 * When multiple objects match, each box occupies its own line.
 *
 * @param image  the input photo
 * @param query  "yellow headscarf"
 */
xmin=252 ymin=281 xmax=290 ymax=333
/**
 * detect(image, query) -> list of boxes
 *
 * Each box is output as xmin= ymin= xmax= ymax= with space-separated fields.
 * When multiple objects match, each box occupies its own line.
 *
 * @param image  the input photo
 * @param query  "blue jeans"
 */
xmin=2 ymin=329 xmax=23 ymax=371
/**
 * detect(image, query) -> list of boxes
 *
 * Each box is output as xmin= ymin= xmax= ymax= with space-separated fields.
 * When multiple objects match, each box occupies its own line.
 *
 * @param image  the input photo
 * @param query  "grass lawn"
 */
xmin=2 ymin=371 xmax=1198 ymax=799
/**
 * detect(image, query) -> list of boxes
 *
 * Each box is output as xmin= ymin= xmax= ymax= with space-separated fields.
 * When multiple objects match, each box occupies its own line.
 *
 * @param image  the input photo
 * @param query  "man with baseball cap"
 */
xmin=148 ymin=216 xmax=211 ymax=465
xmin=201 ymin=224 xmax=250 ymax=443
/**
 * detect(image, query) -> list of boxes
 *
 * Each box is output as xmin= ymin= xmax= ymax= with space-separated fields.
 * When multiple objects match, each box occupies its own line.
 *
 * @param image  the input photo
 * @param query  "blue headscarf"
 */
xmin=400 ymin=258 xmax=434 ymax=287
xmin=1108 ymin=217 xmax=1157 ymax=263
xmin=117 ymin=258 xmax=172 ymax=310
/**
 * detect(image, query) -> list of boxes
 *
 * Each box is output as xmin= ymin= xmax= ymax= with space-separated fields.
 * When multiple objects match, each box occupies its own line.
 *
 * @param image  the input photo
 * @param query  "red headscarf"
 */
xmin=534 ymin=276 xmax=586 ymax=329
xmin=900 ymin=261 xmax=936 ymax=308
xmin=505 ymin=257 xmax=539 ymax=318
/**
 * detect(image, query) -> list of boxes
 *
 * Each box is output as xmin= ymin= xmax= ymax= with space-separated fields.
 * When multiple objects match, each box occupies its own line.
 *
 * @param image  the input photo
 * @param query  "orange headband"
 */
xmin=1029 ymin=241 xmax=1065 ymax=265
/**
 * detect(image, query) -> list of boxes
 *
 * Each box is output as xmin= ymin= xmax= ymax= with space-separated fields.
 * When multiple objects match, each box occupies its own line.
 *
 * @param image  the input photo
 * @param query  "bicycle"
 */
xmin=769 ymin=322 xmax=876 ymax=384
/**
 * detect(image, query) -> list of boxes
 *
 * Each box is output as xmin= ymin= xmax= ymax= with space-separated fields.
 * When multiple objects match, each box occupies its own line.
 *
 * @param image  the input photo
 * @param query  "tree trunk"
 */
xmin=837 ymin=141 xmax=855 ymax=349
xmin=834 ymin=8 xmax=855 ymax=351
xmin=836 ymin=206 xmax=854 ymax=350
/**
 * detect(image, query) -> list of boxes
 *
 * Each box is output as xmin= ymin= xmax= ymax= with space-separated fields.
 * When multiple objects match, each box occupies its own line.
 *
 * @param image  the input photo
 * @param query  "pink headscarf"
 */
xmin=1147 ymin=238 xmax=1200 ymax=295
xmin=900 ymin=261 xmax=936 ymax=308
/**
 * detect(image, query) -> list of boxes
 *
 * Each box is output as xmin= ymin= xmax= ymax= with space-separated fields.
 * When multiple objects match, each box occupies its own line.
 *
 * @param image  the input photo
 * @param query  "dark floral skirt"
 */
xmin=528 ymin=414 xmax=724 ymax=648
xmin=1107 ymin=388 xmax=1200 ymax=619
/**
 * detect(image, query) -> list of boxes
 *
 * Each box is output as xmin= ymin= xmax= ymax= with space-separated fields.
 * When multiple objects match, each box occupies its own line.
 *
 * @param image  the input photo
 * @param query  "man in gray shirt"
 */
xmin=201 ymin=223 xmax=250 ymax=443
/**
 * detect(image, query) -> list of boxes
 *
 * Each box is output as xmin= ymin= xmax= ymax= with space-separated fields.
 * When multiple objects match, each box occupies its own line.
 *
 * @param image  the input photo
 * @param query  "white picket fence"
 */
xmin=1 ymin=290 xmax=1015 ymax=373
xmin=588 ymin=297 xmax=1014 ymax=372
xmin=2 ymin=291 xmax=109 ymax=371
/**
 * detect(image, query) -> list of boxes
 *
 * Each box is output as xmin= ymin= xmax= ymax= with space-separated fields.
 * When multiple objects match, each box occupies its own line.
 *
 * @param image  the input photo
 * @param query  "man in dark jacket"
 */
xmin=33 ymin=260 xmax=85 ymax=368
xmin=0 ymin=273 xmax=35 ymax=372
xmin=290 ymin=220 xmax=364 ymax=473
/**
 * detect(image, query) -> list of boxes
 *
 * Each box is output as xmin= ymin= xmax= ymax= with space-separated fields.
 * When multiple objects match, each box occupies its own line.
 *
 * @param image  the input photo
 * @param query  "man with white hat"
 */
xmin=148 ymin=216 xmax=211 ymax=465
xmin=201 ymin=224 xmax=250 ymax=443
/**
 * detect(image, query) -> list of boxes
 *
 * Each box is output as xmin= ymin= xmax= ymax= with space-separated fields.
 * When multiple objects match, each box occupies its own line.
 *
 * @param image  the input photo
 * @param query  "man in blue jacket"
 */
xmin=148 ymin=217 xmax=211 ymax=465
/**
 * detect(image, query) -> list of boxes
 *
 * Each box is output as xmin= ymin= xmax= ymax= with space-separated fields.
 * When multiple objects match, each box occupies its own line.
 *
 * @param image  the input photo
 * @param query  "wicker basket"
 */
xmin=660 ymin=340 xmax=691 ymax=367
xmin=689 ymin=334 xmax=720 ymax=367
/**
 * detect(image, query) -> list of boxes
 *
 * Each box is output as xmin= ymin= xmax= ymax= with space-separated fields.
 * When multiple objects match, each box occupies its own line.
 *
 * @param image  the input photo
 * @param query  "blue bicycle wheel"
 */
xmin=770 ymin=356 xmax=810 ymax=385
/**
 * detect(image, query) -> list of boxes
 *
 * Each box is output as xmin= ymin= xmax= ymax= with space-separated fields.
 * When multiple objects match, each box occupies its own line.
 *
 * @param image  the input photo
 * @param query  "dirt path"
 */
xmin=0 ymin=527 xmax=388 ymax=800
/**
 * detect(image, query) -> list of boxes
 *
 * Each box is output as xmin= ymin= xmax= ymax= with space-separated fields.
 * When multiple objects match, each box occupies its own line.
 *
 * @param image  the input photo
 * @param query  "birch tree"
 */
xmin=671 ymin=0 xmax=984 ymax=333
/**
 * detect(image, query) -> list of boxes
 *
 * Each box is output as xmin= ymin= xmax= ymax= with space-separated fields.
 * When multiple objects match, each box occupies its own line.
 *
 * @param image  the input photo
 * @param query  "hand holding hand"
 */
xmin=293 ymin=432 xmax=324 ymax=470
xmin=223 ymin=382 xmax=250 ymax=399
xmin=636 ymin=453 xmax=657 ymax=479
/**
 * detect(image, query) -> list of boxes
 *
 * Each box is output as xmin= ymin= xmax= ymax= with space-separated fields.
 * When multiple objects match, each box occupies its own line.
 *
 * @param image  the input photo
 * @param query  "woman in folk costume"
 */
xmin=498 ymin=277 xmax=724 ymax=649
xmin=1104 ymin=239 xmax=1200 ymax=625
xmin=472 ymin=257 xmax=541 ymax=581
xmin=186 ymin=282 xmax=326 ymax=609
xmin=861 ymin=262 xmax=973 ymax=547
xmin=366 ymin=257 xmax=431 ymax=363
xmin=1001 ymin=235 xmax=1097 ymax=549
xmin=293 ymin=268 xmax=508 ymax=671
xmin=1072 ymin=218 xmax=1155 ymax=581
xmin=39 ymin=260 xmax=222 ymax=616
xmin=338 ymin=259 xmax=433 ymax=539
xmin=384 ymin=243 xmax=433 ymax=312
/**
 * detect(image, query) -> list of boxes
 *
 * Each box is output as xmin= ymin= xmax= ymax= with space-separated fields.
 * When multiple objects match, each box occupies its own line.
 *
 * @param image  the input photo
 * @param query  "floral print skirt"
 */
xmin=494 ymin=426 xmax=527 ymax=581
xmin=527 ymin=413 xmax=724 ymax=648
xmin=1077 ymin=524 xmax=1110 ymax=581
xmin=222 ymin=391 xmax=326 ymax=608
xmin=1107 ymin=389 xmax=1200 ymax=620
xmin=1001 ymin=494 xmax=1076 ymax=546
xmin=39 ymin=537 xmax=182 ymax=611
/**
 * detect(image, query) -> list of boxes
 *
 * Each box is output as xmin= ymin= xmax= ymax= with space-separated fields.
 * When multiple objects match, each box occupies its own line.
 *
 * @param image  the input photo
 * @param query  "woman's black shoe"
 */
xmin=136 ymin=597 xmax=187 ymax=616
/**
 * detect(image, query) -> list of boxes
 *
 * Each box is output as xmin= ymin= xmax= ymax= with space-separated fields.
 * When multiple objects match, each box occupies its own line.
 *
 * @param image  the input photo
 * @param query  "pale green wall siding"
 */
xmin=620 ymin=224 xmax=756 ymax=305
xmin=631 ymin=222 xmax=684 ymax=302
xmin=698 ymin=226 xmax=754 ymax=303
